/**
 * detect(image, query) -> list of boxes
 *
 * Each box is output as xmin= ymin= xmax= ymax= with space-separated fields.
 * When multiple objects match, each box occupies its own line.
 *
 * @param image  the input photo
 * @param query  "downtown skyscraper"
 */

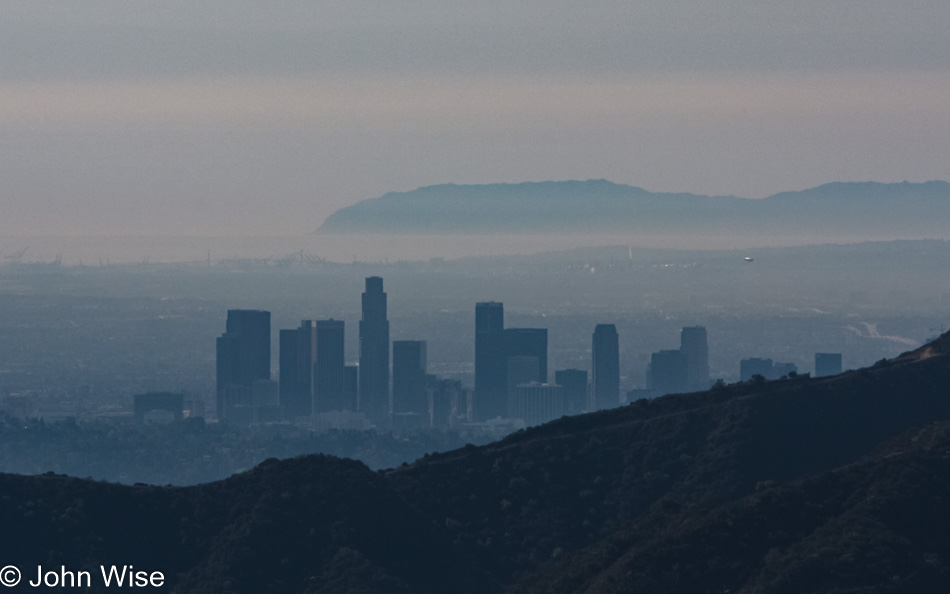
xmin=591 ymin=324 xmax=620 ymax=411
xmin=359 ymin=277 xmax=390 ymax=425
xmin=392 ymin=340 xmax=427 ymax=415
xmin=279 ymin=320 xmax=316 ymax=419
xmin=475 ymin=301 xmax=506 ymax=421
xmin=216 ymin=309 xmax=271 ymax=422
xmin=650 ymin=349 xmax=688 ymax=394
xmin=505 ymin=328 xmax=548 ymax=384
xmin=315 ymin=319 xmax=347 ymax=412
xmin=680 ymin=326 xmax=710 ymax=391
xmin=504 ymin=327 xmax=548 ymax=417
xmin=555 ymin=368 xmax=588 ymax=415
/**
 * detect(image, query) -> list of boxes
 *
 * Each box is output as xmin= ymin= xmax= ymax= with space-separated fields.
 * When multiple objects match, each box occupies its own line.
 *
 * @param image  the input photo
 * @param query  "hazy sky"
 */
xmin=2 ymin=1 xmax=949 ymax=236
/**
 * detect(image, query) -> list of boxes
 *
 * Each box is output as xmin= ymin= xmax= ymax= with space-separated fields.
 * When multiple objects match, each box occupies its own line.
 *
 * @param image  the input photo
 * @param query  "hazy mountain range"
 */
xmin=318 ymin=180 xmax=950 ymax=237
xmin=4 ymin=331 xmax=950 ymax=592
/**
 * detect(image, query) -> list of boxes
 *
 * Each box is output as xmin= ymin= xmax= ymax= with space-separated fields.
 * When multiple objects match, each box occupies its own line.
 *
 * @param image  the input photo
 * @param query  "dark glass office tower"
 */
xmin=475 ymin=302 xmax=506 ymax=421
xmin=680 ymin=326 xmax=710 ymax=391
xmin=505 ymin=328 xmax=548 ymax=383
xmin=429 ymin=378 xmax=461 ymax=429
xmin=650 ymin=349 xmax=688 ymax=394
xmin=740 ymin=357 xmax=774 ymax=381
xmin=504 ymin=328 xmax=548 ymax=417
xmin=315 ymin=319 xmax=347 ymax=412
xmin=392 ymin=340 xmax=427 ymax=415
xmin=344 ymin=365 xmax=359 ymax=412
xmin=506 ymin=355 xmax=540 ymax=417
xmin=216 ymin=309 xmax=270 ymax=422
xmin=815 ymin=352 xmax=843 ymax=377
xmin=279 ymin=320 xmax=316 ymax=419
xmin=555 ymin=368 xmax=588 ymax=415
xmin=359 ymin=277 xmax=390 ymax=424
xmin=591 ymin=324 xmax=620 ymax=411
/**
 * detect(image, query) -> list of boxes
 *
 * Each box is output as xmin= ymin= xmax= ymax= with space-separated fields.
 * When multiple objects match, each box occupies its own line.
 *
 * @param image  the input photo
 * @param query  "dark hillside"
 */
xmin=0 ymin=456 xmax=496 ymax=593
xmin=516 ymin=422 xmax=950 ymax=593
xmin=387 ymin=332 xmax=950 ymax=587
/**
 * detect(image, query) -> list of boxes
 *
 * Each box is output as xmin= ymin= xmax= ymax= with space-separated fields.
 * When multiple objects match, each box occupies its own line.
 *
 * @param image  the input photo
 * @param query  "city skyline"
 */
xmin=216 ymin=276 xmax=844 ymax=429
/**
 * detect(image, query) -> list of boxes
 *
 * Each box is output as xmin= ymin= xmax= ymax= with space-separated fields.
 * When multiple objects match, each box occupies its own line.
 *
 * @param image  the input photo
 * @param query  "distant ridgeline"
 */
xmin=317 ymin=179 xmax=950 ymax=235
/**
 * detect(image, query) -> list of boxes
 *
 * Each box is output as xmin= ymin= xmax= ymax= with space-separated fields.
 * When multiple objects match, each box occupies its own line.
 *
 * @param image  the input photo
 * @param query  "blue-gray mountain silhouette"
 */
xmin=318 ymin=180 xmax=950 ymax=235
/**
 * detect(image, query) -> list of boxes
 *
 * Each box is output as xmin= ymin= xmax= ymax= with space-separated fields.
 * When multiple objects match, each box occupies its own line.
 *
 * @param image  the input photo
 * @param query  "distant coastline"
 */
xmin=317 ymin=179 xmax=950 ymax=236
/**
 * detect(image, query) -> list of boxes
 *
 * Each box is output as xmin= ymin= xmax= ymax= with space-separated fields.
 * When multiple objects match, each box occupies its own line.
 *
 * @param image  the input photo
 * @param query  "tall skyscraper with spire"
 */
xmin=359 ymin=276 xmax=390 ymax=425
xmin=591 ymin=324 xmax=620 ymax=411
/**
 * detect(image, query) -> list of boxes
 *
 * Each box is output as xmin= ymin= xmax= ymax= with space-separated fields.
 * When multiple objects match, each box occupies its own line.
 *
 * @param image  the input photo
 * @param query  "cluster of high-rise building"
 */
xmin=472 ymin=306 xmax=633 ymax=423
xmin=215 ymin=276 xmax=844 ymax=430
xmin=216 ymin=278 xmax=472 ymax=429
xmin=214 ymin=278 xmax=628 ymax=430
xmin=633 ymin=326 xmax=711 ymax=399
